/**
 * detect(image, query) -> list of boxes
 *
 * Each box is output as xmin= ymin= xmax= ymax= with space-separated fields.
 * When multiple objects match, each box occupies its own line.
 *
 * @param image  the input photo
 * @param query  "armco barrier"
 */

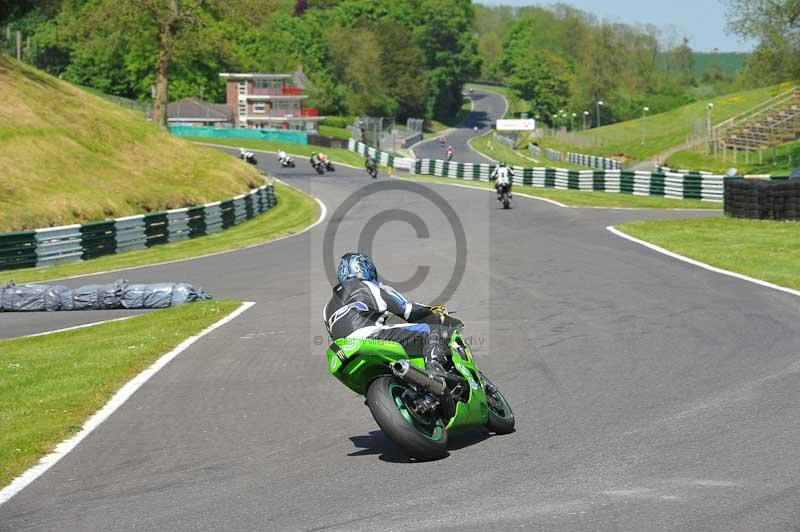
xmin=409 ymin=161 xmax=725 ymax=201
xmin=567 ymin=152 xmax=621 ymax=170
xmin=344 ymin=140 xmax=728 ymax=202
xmin=545 ymin=148 xmax=563 ymax=162
xmin=494 ymin=133 xmax=515 ymax=148
xmin=347 ymin=139 xmax=414 ymax=171
xmin=0 ymin=183 xmax=277 ymax=272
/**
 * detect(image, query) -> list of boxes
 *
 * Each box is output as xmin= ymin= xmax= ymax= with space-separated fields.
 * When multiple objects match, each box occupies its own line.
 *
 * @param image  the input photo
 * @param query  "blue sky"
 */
xmin=478 ymin=0 xmax=756 ymax=52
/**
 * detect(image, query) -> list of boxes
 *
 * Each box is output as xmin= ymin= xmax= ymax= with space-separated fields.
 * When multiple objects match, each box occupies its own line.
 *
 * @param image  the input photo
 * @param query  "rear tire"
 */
xmin=502 ymin=193 xmax=510 ymax=209
xmin=367 ymin=376 xmax=448 ymax=460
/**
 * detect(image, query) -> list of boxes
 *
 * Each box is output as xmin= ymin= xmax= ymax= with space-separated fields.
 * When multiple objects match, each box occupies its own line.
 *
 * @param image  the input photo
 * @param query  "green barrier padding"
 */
xmin=170 ymin=125 xmax=308 ymax=145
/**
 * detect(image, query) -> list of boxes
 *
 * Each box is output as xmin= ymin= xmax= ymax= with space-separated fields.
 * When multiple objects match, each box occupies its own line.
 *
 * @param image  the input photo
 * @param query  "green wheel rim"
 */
xmin=487 ymin=389 xmax=512 ymax=421
xmin=388 ymin=382 xmax=444 ymax=441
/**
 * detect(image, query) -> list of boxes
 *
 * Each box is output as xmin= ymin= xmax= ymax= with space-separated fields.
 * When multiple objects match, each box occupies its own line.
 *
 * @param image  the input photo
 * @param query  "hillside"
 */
xmin=0 ymin=55 xmax=260 ymax=232
xmin=534 ymin=82 xmax=796 ymax=162
xmin=692 ymin=52 xmax=749 ymax=79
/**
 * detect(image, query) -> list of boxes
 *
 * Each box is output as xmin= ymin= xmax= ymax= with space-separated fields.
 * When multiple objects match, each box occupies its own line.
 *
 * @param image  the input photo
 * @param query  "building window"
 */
xmin=254 ymin=79 xmax=283 ymax=89
xmin=237 ymin=81 xmax=247 ymax=95
xmin=238 ymin=102 xmax=247 ymax=115
xmin=253 ymin=102 xmax=266 ymax=113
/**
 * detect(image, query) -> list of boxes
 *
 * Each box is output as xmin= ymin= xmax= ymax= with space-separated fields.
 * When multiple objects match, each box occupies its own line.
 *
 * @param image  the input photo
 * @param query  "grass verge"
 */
xmin=618 ymin=217 xmax=800 ymax=289
xmin=0 ymin=299 xmax=242 ymax=489
xmin=665 ymin=140 xmax=800 ymax=175
xmin=0 ymin=55 xmax=261 ymax=232
xmin=186 ymin=137 xmax=367 ymax=168
xmin=396 ymin=172 xmax=719 ymax=209
xmin=534 ymin=83 xmax=796 ymax=163
xmin=470 ymin=130 xmax=592 ymax=170
xmin=318 ymin=125 xmax=352 ymax=140
xmin=2 ymin=182 xmax=319 ymax=284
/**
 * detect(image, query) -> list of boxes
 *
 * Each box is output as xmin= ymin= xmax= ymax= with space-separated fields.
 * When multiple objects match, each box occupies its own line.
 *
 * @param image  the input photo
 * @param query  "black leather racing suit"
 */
xmin=323 ymin=278 xmax=455 ymax=366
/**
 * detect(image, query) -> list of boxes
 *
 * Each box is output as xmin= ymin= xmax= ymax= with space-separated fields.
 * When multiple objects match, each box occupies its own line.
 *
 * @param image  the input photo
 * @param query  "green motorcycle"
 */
xmin=326 ymin=312 xmax=515 ymax=460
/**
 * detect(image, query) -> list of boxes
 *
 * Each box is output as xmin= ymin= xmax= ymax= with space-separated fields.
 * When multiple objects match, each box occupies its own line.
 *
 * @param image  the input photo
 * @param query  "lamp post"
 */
xmin=641 ymin=106 xmax=650 ymax=145
xmin=707 ymin=102 xmax=715 ymax=154
xmin=596 ymin=100 xmax=604 ymax=128
xmin=583 ymin=110 xmax=589 ymax=130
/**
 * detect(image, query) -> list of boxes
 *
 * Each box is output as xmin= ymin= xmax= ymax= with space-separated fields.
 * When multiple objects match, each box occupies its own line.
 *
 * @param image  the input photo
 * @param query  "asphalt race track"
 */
xmin=412 ymin=90 xmax=504 ymax=163
xmin=2 ymin=91 xmax=800 ymax=531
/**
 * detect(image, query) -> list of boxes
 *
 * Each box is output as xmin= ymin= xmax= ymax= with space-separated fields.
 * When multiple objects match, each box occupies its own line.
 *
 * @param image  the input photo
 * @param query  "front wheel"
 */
xmin=367 ymin=376 xmax=448 ymax=460
xmin=481 ymin=372 xmax=515 ymax=434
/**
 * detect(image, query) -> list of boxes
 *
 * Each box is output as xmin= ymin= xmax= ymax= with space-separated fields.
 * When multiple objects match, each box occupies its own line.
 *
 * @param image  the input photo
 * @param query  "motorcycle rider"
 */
xmin=277 ymin=149 xmax=288 ymax=164
xmin=491 ymin=161 xmax=514 ymax=200
xmin=310 ymin=151 xmax=321 ymax=169
xmin=446 ymin=145 xmax=455 ymax=160
xmin=239 ymin=147 xmax=254 ymax=160
xmin=319 ymin=152 xmax=331 ymax=168
xmin=365 ymin=155 xmax=377 ymax=172
xmin=323 ymin=252 xmax=456 ymax=379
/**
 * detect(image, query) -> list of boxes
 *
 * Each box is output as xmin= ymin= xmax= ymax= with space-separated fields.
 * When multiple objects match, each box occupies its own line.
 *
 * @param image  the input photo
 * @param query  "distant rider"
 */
xmin=446 ymin=145 xmax=455 ymax=159
xmin=491 ymin=161 xmax=514 ymax=199
xmin=365 ymin=156 xmax=377 ymax=171
xmin=319 ymin=152 xmax=330 ymax=164
xmin=439 ymin=135 xmax=446 ymax=145
xmin=239 ymin=147 xmax=254 ymax=161
xmin=323 ymin=252 xmax=455 ymax=378
xmin=277 ymin=149 xmax=288 ymax=163
xmin=310 ymin=151 xmax=321 ymax=168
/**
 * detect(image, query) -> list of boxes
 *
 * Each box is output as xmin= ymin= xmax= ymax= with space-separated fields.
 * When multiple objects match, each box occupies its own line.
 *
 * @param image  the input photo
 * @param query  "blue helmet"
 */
xmin=337 ymin=252 xmax=378 ymax=284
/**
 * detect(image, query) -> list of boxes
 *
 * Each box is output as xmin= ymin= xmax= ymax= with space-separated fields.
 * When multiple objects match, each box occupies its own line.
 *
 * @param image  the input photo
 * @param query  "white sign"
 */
xmin=496 ymin=119 xmax=536 ymax=131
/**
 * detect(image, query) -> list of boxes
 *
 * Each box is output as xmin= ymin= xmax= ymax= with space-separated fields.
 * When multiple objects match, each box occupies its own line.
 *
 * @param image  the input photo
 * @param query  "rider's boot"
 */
xmin=424 ymin=340 xmax=451 ymax=380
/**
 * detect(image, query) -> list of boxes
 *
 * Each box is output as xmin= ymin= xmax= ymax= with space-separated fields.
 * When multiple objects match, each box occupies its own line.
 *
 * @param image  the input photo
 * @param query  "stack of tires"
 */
xmin=724 ymin=178 xmax=800 ymax=220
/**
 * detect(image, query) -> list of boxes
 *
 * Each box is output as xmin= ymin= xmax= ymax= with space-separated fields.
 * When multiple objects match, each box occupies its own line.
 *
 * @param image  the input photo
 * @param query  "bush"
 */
xmin=322 ymin=116 xmax=354 ymax=129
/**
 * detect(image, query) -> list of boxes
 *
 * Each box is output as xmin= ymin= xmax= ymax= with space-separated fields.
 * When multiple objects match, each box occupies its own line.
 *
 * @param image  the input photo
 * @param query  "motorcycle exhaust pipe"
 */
xmin=391 ymin=360 xmax=447 ymax=396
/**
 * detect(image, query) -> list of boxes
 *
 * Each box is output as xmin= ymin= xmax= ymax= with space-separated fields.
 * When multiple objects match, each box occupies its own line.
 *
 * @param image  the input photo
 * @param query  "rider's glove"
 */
xmin=429 ymin=304 xmax=447 ymax=315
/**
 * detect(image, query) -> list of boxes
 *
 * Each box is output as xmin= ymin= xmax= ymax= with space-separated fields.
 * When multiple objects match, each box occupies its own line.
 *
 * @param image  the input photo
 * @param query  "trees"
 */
xmin=59 ymin=0 xmax=275 ymax=128
xmin=725 ymin=0 xmax=800 ymax=84
xmin=507 ymin=50 xmax=573 ymax=121
xmin=414 ymin=0 xmax=481 ymax=120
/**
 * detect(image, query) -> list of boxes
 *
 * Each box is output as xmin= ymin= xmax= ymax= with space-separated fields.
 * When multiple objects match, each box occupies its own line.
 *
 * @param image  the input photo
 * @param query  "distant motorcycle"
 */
xmin=239 ymin=148 xmax=257 ymax=165
xmin=321 ymin=158 xmax=335 ymax=172
xmin=311 ymin=160 xmax=325 ymax=174
xmin=446 ymin=150 xmax=454 ymax=162
xmin=496 ymin=175 xmax=511 ymax=209
xmin=279 ymin=155 xmax=295 ymax=168
xmin=365 ymin=158 xmax=378 ymax=179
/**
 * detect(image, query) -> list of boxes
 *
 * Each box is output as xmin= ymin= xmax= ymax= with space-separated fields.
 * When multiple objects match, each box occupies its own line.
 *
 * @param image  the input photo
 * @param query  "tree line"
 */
xmin=5 ymin=1 xmax=792 ymax=131
xmin=2 ymin=0 xmax=481 ymax=125
xmin=475 ymin=4 xmax=750 ymax=127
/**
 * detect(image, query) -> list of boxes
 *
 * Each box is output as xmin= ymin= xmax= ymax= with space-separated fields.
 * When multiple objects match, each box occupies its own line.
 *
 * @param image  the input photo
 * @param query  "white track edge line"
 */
xmin=0 ymin=301 xmax=256 ymax=506
xmin=607 ymin=226 xmax=800 ymax=298
xmin=20 ymin=181 xmax=327 ymax=284
xmin=14 ymin=316 xmax=137 ymax=339
xmin=389 ymin=175 xmax=568 ymax=207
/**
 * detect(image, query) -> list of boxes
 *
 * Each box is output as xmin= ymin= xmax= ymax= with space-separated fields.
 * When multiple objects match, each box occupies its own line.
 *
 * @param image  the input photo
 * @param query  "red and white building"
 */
xmin=220 ymin=72 xmax=323 ymax=131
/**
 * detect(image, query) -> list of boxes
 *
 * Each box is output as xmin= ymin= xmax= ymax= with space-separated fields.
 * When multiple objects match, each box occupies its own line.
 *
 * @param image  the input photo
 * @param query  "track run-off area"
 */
xmin=2 ymin=91 xmax=800 ymax=532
